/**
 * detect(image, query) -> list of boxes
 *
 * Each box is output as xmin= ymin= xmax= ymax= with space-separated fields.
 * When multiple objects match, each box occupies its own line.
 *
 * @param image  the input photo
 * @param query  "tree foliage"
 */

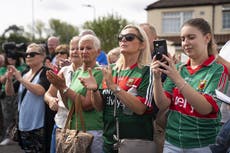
xmin=49 ymin=19 xmax=79 ymax=44
xmin=0 ymin=15 xmax=130 ymax=53
xmin=83 ymin=14 xmax=128 ymax=52
xmin=0 ymin=25 xmax=29 ymax=52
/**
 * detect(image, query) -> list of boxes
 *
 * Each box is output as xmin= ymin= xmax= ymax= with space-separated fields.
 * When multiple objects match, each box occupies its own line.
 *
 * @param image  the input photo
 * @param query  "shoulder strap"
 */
xmin=63 ymin=102 xmax=75 ymax=129
xmin=20 ymin=66 xmax=44 ymax=102
xmin=63 ymin=94 xmax=86 ymax=131
xmin=75 ymin=94 xmax=86 ymax=132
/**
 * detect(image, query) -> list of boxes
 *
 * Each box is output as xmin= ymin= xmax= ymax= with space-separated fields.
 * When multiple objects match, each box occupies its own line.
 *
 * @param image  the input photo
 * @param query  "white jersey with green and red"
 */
xmin=163 ymin=55 xmax=228 ymax=148
xmin=100 ymin=63 xmax=154 ymax=153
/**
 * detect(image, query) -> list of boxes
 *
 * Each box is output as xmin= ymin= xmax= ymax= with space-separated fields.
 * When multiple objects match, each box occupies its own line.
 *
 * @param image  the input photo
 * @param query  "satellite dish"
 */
xmin=219 ymin=40 xmax=230 ymax=61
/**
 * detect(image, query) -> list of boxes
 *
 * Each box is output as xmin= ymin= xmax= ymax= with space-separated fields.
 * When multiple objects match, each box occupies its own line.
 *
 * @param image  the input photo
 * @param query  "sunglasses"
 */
xmin=25 ymin=52 xmax=41 ymax=58
xmin=55 ymin=51 xmax=68 ymax=55
xmin=118 ymin=33 xmax=143 ymax=42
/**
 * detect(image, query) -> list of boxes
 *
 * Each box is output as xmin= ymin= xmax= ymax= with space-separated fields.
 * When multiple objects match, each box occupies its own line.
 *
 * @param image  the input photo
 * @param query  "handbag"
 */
xmin=113 ymin=92 xmax=156 ymax=153
xmin=116 ymin=138 xmax=156 ymax=153
xmin=8 ymin=122 xmax=19 ymax=142
xmin=56 ymin=94 xmax=94 ymax=153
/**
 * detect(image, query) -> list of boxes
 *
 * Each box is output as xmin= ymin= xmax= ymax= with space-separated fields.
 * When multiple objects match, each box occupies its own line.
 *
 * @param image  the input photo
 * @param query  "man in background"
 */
xmin=47 ymin=36 xmax=60 ymax=64
xmin=139 ymin=23 xmax=157 ymax=57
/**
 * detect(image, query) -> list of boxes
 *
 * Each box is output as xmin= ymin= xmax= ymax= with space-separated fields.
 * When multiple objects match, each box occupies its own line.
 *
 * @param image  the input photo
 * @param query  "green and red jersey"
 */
xmin=163 ymin=55 xmax=228 ymax=148
xmin=101 ymin=63 xmax=154 ymax=153
xmin=0 ymin=64 xmax=27 ymax=92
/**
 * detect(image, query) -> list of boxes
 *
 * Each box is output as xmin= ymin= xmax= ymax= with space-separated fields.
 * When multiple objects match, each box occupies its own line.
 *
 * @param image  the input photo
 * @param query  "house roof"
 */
xmin=146 ymin=0 xmax=230 ymax=10
xmin=160 ymin=34 xmax=230 ymax=46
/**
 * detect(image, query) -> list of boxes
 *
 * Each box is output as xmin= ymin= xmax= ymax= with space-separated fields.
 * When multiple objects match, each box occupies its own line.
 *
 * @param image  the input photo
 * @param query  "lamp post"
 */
xmin=32 ymin=0 xmax=35 ymax=40
xmin=82 ymin=4 xmax=96 ymax=20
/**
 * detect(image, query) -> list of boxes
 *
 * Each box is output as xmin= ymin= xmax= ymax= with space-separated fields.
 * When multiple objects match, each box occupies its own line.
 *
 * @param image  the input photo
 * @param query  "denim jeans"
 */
xmin=50 ymin=124 xmax=58 ymax=153
xmin=210 ymin=119 xmax=230 ymax=153
xmin=163 ymin=141 xmax=212 ymax=153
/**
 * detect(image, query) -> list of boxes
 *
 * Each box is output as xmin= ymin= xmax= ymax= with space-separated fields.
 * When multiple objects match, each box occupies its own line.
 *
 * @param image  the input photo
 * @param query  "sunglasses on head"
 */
xmin=118 ymin=33 xmax=143 ymax=42
xmin=25 ymin=52 xmax=41 ymax=58
xmin=55 ymin=51 xmax=67 ymax=55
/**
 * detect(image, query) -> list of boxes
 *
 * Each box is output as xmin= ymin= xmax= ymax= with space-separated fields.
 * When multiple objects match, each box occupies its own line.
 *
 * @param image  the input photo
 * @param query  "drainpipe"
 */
xmin=212 ymin=4 xmax=215 ymax=33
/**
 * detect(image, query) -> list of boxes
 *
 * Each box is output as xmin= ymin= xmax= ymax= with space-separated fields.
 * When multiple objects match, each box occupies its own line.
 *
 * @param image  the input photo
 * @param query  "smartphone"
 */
xmin=153 ymin=39 xmax=168 ymax=60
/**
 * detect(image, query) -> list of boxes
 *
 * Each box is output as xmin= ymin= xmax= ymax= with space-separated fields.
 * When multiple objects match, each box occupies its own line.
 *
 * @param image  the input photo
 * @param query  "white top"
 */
xmin=54 ymin=64 xmax=74 ymax=128
xmin=220 ymin=81 xmax=230 ymax=123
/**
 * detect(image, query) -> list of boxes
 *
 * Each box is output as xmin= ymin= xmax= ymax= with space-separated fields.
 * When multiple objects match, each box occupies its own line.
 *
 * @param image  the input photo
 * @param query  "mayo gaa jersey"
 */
xmin=163 ymin=55 xmax=228 ymax=148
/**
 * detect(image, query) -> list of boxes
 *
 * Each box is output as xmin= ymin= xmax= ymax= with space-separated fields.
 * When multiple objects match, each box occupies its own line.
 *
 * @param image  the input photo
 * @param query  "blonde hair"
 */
xmin=70 ymin=36 xmax=80 ymax=47
xmin=107 ymin=47 xmax=120 ymax=64
xmin=27 ymin=43 xmax=46 ymax=56
xmin=55 ymin=44 xmax=69 ymax=55
xmin=115 ymin=24 xmax=151 ymax=70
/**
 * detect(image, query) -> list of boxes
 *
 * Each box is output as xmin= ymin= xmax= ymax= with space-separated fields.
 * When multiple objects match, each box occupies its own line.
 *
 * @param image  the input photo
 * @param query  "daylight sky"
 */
xmin=0 ymin=0 xmax=157 ymax=34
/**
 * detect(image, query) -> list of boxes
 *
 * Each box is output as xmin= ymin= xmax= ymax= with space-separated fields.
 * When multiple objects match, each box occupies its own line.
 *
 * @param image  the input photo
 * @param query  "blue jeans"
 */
xmin=163 ymin=141 xmax=212 ymax=153
xmin=50 ymin=124 xmax=58 ymax=153
xmin=210 ymin=119 xmax=230 ymax=153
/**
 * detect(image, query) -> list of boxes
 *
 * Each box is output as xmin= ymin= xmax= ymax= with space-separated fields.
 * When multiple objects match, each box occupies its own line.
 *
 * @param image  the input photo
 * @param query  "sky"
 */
xmin=0 ymin=0 xmax=157 ymax=34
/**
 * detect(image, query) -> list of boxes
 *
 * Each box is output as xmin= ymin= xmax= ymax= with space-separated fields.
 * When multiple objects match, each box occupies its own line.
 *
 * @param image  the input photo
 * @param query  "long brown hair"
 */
xmin=181 ymin=18 xmax=215 ymax=55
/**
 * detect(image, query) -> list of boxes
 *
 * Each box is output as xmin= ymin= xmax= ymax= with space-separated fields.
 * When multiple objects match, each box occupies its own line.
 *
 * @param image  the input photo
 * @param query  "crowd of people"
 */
xmin=0 ymin=17 xmax=229 ymax=153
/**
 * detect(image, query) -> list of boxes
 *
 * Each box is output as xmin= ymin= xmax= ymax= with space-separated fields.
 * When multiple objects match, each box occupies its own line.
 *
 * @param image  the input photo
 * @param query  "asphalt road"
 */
xmin=0 ymin=143 xmax=24 ymax=153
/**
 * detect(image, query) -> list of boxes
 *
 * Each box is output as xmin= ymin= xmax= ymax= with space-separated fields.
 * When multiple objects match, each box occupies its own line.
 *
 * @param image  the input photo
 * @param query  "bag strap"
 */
xmin=114 ymin=96 xmax=120 ymax=140
xmin=74 ymin=94 xmax=86 ymax=132
xmin=114 ymin=69 xmax=120 ymax=140
xmin=63 ymin=101 xmax=75 ymax=129
xmin=20 ymin=66 xmax=44 ymax=103
xmin=63 ymin=94 xmax=86 ymax=132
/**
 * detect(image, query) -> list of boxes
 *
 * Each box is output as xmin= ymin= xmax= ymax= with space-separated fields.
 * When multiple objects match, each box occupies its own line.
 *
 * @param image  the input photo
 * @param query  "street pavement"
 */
xmin=0 ymin=143 xmax=24 ymax=153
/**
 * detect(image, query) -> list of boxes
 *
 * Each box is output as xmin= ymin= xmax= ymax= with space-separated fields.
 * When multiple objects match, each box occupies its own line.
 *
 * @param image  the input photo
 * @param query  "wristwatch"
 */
xmin=113 ymin=86 xmax=121 ymax=94
xmin=62 ymin=87 xmax=69 ymax=94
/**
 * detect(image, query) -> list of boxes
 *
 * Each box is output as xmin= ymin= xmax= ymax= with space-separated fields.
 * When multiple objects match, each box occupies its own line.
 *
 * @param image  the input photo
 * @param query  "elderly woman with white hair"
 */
xmin=46 ymin=34 xmax=104 ymax=153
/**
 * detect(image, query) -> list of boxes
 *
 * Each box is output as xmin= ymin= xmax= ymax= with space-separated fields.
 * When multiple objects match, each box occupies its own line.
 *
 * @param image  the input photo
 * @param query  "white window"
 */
xmin=223 ymin=6 xmax=230 ymax=29
xmin=162 ymin=11 xmax=193 ymax=33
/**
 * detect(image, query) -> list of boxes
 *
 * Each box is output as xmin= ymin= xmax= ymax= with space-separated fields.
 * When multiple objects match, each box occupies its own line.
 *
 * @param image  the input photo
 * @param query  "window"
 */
xmin=223 ymin=6 xmax=230 ymax=29
xmin=162 ymin=11 xmax=193 ymax=33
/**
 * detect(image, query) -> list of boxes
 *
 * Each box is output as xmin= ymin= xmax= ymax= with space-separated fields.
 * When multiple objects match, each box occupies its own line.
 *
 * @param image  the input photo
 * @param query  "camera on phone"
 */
xmin=153 ymin=39 xmax=168 ymax=60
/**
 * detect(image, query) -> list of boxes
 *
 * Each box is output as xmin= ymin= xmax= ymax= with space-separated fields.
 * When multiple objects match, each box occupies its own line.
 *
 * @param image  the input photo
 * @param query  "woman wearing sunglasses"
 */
xmin=45 ymin=44 xmax=69 ymax=74
xmin=5 ymin=43 xmax=51 ymax=152
xmin=79 ymin=24 xmax=155 ymax=153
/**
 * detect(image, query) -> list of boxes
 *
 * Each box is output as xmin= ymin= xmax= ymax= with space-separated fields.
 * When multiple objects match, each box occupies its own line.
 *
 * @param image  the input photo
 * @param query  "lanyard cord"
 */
xmin=114 ymin=67 xmax=121 ymax=140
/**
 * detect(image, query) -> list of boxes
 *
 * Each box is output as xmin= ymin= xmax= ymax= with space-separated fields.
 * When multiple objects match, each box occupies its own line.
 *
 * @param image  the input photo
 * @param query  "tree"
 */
xmin=83 ymin=14 xmax=129 ymax=52
xmin=0 ymin=25 xmax=29 ymax=53
xmin=35 ymin=20 xmax=46 ymax=39
xmin=49 ymin=19 xmax=79 ymax=44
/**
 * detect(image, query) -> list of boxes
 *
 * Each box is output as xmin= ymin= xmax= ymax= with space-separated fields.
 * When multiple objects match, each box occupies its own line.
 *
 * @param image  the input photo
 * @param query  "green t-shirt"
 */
xmin=68 ymin=66 xmax=103 ymax=131
xmin=0 ymin=64 xmax=27 ymax=91
xmin=101 ymin=64 xmax=154 ymax=153
xmin=163 ymin=56 xmax=229 ymax=148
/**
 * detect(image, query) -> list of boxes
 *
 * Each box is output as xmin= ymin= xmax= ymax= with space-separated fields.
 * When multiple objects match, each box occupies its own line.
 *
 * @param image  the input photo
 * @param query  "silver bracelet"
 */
xmin=179 ymin=81 xmax=187 ymax=92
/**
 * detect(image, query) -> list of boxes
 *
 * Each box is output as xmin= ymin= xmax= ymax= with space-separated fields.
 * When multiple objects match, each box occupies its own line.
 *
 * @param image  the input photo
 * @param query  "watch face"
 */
xmin=115 ymin=86 xmax=121 ymax=93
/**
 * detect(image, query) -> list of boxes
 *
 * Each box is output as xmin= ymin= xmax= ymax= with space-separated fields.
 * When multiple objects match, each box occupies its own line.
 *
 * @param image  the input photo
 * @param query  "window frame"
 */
xmin=162 ymin=11 xmax=193 ymax=34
